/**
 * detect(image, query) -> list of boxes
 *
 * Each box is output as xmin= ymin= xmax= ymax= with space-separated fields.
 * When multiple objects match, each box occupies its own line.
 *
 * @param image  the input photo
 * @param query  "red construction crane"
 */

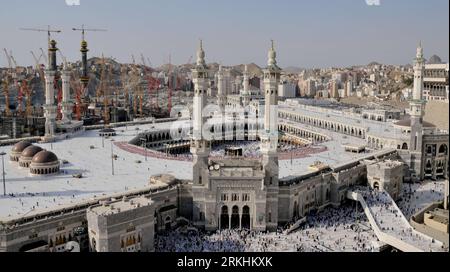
xmin=141 ymin=54 xmax=161 ymax=115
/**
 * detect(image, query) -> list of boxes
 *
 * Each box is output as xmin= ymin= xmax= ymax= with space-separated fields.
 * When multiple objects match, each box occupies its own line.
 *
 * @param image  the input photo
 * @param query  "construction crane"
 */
xmin=21 ymin=80 xmax=32 ymax=117
xmin=57 ymin=49 xmax=68 ymax=68
xmin=39 ymin=48 xmax=48 ymax=66
xmin=2 ymin=48 xmax=13 ymax=117
xmin=30 ymin=50 xmax=45 ymax=114
xmin=167 ymin=54 xmax=173 ymax=115
xmin=132 ymin=69 xmax=139 ymax=118
xmin=55 ymin=50 xmax=70 ymax=120
xmin=140 ymin=54 xmax=154 ymax=117
xmin=120 ymin=66 xmax=130 ymax=113
xmin=146 ymin=57 xmax=153 ymax=69
xmin=30 ymin=51 xmax=42 ymax=70
xmin=128 ymin=55 xmax=142 ymax=118
xmin=72 ymin=25 xmax=107 ymax=119
xmin=20 ymin=25 xmax=62 ymax=46
xmin=71 ymin=24 xmax=107 ymax=41
xmin=143 ymin=56 xmax=161 ymax=112
xmin=69 ymin=64 xmax=83 ymax=121
xmin=6 ymin=50 xmax=24 ymax=115
xmin=19 ymin=27 xmax=61 ymax=117
xmin=96 ymin=56 xmax=110 ymax=124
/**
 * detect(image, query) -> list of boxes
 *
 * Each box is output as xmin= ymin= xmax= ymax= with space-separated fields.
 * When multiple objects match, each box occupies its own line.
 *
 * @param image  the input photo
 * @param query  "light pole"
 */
xmin=102 ymin=135 xmax=104 ymax=148
xmin=110 ymin=139 xmax=115 ymax=176
xmin=140 ymin=138 xmax=147 ymax=161
xmin=0 ymin=151 xmax=6 ymax=196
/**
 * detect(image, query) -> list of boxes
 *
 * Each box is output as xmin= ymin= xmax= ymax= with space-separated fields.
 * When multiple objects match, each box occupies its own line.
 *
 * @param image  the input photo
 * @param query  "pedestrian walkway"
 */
xmin=348 ymin=187 xmax=446 ymax=252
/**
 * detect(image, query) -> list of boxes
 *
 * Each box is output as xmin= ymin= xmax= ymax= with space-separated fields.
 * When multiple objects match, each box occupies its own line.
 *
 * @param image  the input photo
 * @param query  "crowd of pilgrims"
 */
xmin=397 ymin=181 xmax=445 ymax=219
xmin=355 ymin=186 xmax=446 ymax=251
xmin=156 ymin=203 xmax=380 ymax=252
xmin=156 ymin=181 xmax=447 ymax=252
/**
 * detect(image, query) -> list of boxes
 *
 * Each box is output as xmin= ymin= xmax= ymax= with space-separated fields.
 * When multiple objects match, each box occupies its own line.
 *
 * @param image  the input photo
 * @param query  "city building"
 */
xmin=423 ymin=62 xmax=449 ymax=102
xmin=87 ymin=196 xmax=155 ymax=252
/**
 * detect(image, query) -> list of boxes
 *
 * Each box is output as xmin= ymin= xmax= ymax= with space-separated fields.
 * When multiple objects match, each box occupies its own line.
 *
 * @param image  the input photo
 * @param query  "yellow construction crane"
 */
xmin=23 ymin=80 xmax=32 ymax=117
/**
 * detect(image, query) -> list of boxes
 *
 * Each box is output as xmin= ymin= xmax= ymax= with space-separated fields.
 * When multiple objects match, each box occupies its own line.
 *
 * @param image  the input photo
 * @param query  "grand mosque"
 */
xmin=0 ymin=41 xmax=448 ymax=252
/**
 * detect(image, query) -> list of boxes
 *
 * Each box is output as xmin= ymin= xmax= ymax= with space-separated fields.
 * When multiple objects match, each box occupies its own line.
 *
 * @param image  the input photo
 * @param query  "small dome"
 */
xmin=21 ymin=145 xmax=43 ymax=158
xmin=12 ymin=141 xmax=32 ymax=153
xmin=427 ymin=55 xmax=442 ymax=64
xmin=32 ymin=151 xmax=58 ymax=164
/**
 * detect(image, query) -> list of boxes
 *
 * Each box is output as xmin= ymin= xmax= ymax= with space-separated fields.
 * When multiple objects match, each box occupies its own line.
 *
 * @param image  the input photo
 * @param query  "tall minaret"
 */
xmin=60 ymin=63 xmax=73 ymax=123
xmin=261 ymin=40 xmax=281 ymax=231
xmin=217 ymin=65 xmax=226 ymax=112
xmin=80 ymin=40 xmax=89 ymax=91
xmin=409 ymin=42 xmax=426 ymax=179
xmin=191 ymin=40 xmax=211 ymax=227
xmin=242 ymin=65 xmax=250 ymax=107
xmin=243 ymin=64 xmax=250 ymax=93
xmin=43 ymin=40 xmax=58 ymax=139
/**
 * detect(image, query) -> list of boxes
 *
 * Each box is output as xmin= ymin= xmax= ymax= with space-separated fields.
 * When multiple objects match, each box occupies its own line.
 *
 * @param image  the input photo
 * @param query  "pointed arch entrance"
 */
xmin=231 ymin=205 xmax=240 ymax=229
xmin=241 ymin=206 xmax=250 ymax=229
xmin=220 ymin=206 xmax=229 ymax=230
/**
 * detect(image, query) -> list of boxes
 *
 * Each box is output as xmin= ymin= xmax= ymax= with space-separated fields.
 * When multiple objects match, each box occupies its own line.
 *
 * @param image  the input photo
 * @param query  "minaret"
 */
xmin=261 ymin=40 xmax=281 ymax=231
xmin=61 ymin=63 xmax=73 ymax=123
xmin=217 ymin=65 xmax=226 ymax=112
xmin=80 ymin=40 xmax=89 ymax=90
xmin=409 ymin=42 xmax=426 ymax=179
xmin=243 ymin=64 xmax=249 ymax=93
xmin=43 ymin=40 xmax=58 ymax=139
xmin=242 ymin=65 xmax=250 ymax=107
xmin=191 ymin=40 xmax=211 ymax=227
xmin=78 ymin=39 xmax=89 ymax=118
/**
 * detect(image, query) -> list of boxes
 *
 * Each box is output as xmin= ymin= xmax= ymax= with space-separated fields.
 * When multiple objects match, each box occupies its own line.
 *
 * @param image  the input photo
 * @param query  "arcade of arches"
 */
xmin=219 ymin=205 xmax=251 ymax=230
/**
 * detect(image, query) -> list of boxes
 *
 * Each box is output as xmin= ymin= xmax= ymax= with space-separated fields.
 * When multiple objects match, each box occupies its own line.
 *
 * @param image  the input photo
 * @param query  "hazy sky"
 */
xmin=0 ymin=0 xmax=448 ymax=68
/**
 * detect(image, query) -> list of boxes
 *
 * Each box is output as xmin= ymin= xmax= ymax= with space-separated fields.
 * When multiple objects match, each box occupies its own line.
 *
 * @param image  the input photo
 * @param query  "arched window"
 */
xmin=402 ymin=143 xmax=408 ymax=150
xmin=439 ymin=144 xmax=448 ymax=155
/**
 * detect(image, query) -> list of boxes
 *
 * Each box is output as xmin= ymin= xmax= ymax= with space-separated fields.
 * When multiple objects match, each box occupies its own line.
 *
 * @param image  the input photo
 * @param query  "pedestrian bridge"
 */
xmin=347 ymin=187 xmax=446 ymax=252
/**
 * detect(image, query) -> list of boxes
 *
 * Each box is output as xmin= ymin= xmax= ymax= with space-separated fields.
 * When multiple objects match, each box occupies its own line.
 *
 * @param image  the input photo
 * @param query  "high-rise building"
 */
xmin=330 ymin=80 xmax=339 ymax=99
xmin=278 ymin=81 xmax=297 ymax=98
xmin=423 ymin=63 xmax=449 ymax=102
